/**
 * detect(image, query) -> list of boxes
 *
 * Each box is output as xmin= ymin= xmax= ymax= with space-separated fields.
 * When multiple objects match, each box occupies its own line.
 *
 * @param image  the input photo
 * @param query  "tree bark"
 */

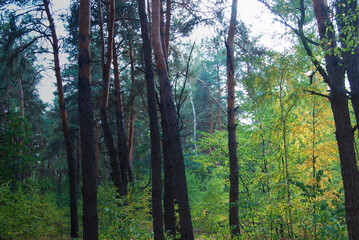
xmin=98 ymin=0 xmax=124 ymax=194
xmin=151 ymin=0 xmax=194 ymax=239
xmin=43 ymin=1 xmax=78 ymax=237
xmin=226 ymin=0 xmax=240 ymax=236
xmin=78 ymin=0 xmax=98 ymax=238
xmin=138 ymin=0 xmax=165 ymax=238
xmin=312 ymin=0 xmax=359 ymax=238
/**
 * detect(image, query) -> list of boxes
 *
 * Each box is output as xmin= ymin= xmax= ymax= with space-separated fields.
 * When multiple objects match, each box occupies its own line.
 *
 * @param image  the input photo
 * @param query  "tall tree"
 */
xmin=43 ymin=1 xmax=78 ymax=237
xmin=137 ymin=0 xmax=165 ymax=238
xmin=78 ymin=0 xmax=98 ymax=238
xmin=97 ymin=0 xmax=124 ymax=194
xmin=226 ymin=0 xmax=240 ymax=236
xmin=151 ymin=0 xmax=194 ymax=238
xmin=311 ymin=1 xmax=359 ymax=238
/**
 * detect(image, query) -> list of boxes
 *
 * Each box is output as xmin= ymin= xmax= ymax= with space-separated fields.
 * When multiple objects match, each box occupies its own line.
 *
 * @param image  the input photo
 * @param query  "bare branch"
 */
xmin=303 ymin=89 xmax=330 ymax=99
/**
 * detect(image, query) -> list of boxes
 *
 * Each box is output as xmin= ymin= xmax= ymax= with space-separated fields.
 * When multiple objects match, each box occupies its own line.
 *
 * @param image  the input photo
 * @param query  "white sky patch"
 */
xmin=37 ymin=0 xmax=70 ymax=105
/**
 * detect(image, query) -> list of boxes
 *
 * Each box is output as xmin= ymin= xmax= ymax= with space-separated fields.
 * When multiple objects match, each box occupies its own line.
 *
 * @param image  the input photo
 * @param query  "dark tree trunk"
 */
xmin=138 ymin=0 xmax=165 ymax=238
xmin=164 ymin=0 xmax=171 ymax=61
xmin=78 ymin=0 xmax=98 ymax=238
xmin=161 ymin=114 xmax=177 ymax=237
xmin=98 ymin=0 xmax=124 ymax=194
xmin=128 ymin=41 xmax=135 ymax=176
xmin=312 ymin=0 xmax=359 ymax=238
xmin=151 ymin=0 xmax=194 ymax=239
xmin=113 ymin=41 xmax=130 ymax=196
xmin=226 ymin=0 xmax=240 ymax=236
xmin=217 ymin=64 xmax=222 ymax=132
xmin=43 ymin=1 xmax=78 ymax=237
xmin=159 ymin=0 xmax=176 ymax=236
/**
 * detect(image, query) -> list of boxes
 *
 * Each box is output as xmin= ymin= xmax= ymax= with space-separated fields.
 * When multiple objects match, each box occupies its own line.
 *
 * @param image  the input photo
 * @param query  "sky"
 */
xmin=37 ymin=0 xmax=284 ymax=105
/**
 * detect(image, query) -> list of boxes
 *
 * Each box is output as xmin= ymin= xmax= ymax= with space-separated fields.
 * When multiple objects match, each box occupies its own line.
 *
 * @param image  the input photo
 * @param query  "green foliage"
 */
xmin=97 ymin=183 xmax=153 ymax=239
xmin=187 ymin=171 xmax=228 ymax=234
xmin=0 ymin=111 xmax=37 ymax=183
xmin=0 ymin=180 xmax=68 ymax=239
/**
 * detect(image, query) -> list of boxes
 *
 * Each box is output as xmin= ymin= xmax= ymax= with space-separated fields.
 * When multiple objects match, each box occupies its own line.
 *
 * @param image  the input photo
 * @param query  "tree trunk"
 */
xmin=312 ymin=0 xmax=359 ymax=238
xmin=209 ymin=101 xmax=213 ymax=154
xmin=138 ymin=0 xmax=165 ymax=238
xmin=311 ymin=94 xmax=317 ymax=239
xmin=128 ymin=41 xmax=135 ymax=173
xmin=159 ymin=0 xmax=178 ymax=236
xmin=17 ymin=78 xmax=24 ymax=118
xmin=78 ymin=0 xmax=98 ymax=238
xmin=190 ymin=92 xmax=197 ymax=154
xmin=151 ymin=0 xmax=194 ymax=239
xmin=279 ymin=73 xmax=293 ymax=238
xmin=217 ymin=63 xmax=222 ymax=132
xmin=113 ymin=41 xmax=130 ymax=196
xmin=164 ymin=0 xmax=171 ymax=61
xmin=226 ymin=0 xmax=240 ymax=236
xmin=98 ymin=0 xmax=123 ymax=194
xmin=161 ymin=114 xmax=177 ymax=237
xmin=95 ymin=115 xmax=99 ymax=178
xmin=43 ymin=1 xmax=78 ymax=237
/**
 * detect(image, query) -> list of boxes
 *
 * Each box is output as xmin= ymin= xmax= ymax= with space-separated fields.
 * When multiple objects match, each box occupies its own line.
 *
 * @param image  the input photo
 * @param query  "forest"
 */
xmin=1 ymin=0 xmax=359 ymax=239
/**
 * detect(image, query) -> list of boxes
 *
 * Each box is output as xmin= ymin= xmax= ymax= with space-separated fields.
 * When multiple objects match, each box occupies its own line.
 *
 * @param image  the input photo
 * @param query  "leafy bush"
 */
xmin=0 ymin=180 xmax=68 ymax=239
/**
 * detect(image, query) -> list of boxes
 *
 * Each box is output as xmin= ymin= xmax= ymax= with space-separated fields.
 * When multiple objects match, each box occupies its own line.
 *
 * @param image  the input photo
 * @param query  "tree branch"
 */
xmin=303 ymin=89 xmax=330 ymax=99
xmin=197 ymin=79 xmax=227 ymax=116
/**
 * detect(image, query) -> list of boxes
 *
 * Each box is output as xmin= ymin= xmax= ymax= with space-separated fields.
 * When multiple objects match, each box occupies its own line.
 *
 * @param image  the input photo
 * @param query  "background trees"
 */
xmin=0 ymin=0 xmax=355 ymax=239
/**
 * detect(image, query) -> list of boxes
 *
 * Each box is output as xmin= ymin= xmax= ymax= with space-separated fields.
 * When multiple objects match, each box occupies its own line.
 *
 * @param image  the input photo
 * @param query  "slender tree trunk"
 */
xmin=312 ymin=1 xmax=359 ymax=238
xmin=226 ymin=0 xmax=240 ymax=236
xmin=311 ymin=94 xmax=317 ymax=240
xmin=209 ymin=101 xmax=213 ymax=154
xmin=78 ymin=0 xmax=98 ymax=238
xmin=17 ymin=78 xmax=24 ymax=118
xmin=95 ymin=116 xmax=99 ymax=178
xmin=128 ymin=41 xmax=135 ymax=171
xmin=76 ymin=132 xmax=81 ymax=184
xmin=98 ymin=0 xmax=123 ymax=194
xmin=138 ymin=0 xmax=165 ymax=238
xmin=190 ymin=92 xmax=197 ymax=154
xmin=217 ymin=64 xmax=222 ymax=132
xmin=152 ymin=0 xmax=194 ymax=239
xmin=15 ymin=77 xmax=24 ymax=181
xmin=113 ymin=41 xmax=130 ymax=196
xmin=279 ymin=74 xmax=293 ymax=238
xmin=43 ymin=1 xmax=78 ymax=237
xmin=164 ymin=0 xmax=171 ymax=61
